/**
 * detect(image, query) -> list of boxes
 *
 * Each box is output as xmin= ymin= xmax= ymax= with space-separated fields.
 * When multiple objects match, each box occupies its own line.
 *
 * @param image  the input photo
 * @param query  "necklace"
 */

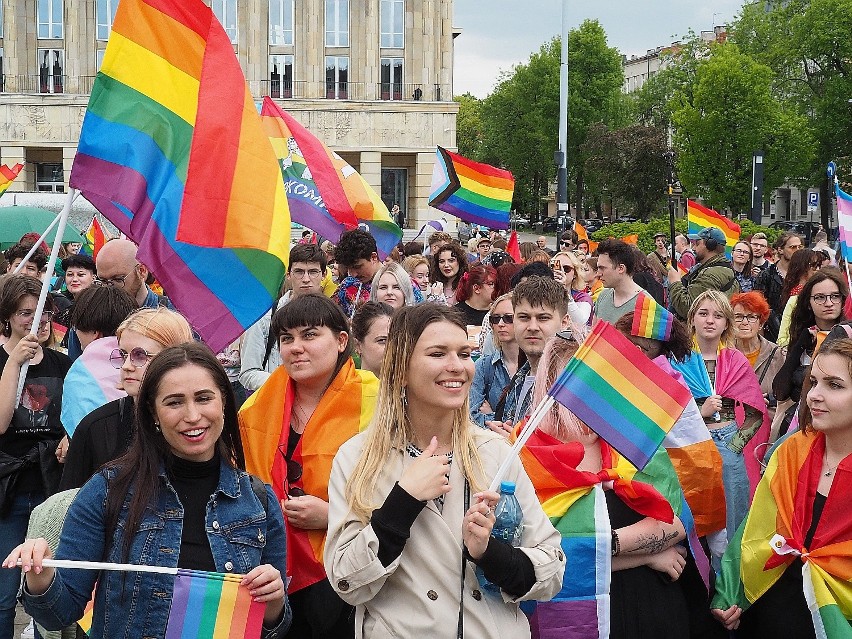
xmin=824 ymin=453 xmax=840 ymax=477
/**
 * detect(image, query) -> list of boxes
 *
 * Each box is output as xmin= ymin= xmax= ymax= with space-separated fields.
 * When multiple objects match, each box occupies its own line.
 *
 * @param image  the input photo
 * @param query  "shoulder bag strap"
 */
xmin=757 ymin=346 xmax=780 ymax=385
xmin=458 ymin=479 xmax=470 ymax=639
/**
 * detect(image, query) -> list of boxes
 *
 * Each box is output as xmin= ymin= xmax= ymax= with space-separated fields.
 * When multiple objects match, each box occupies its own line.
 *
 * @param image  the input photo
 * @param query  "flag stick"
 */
xmin=15 ymin=189 xmax=78 ymax=404
xmin=9 ymin=558 xmax=248 ymax=580
xmin=487 ymin=396 xmax=555 ymax=492
xmin=11 ymin=217 xmax=62 ymax=275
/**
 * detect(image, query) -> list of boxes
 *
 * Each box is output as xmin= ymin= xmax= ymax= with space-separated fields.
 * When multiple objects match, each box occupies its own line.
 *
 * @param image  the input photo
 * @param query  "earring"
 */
xmin=154 ymin=422 xmax=161 ymax=433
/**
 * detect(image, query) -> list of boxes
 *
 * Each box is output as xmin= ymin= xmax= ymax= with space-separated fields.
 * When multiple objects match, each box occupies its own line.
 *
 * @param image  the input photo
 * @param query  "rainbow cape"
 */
xmin=60 ymin=336 xmax=125 ymax=437
xmin=836 ymin=184 xmax=852 ymax=263
xmin=68 ymin=0 xmax=289 ymax=352
xmin=687 ymin=199 xmax=740 ymax=258
xmin=165 ymin=569 xmax=265 ymax=639
xmin=548 ymin=321 xmax=692 ymax=470
xmin=239 ymin=359 xmax=378 ymax=593
xmin=0 ymin=163 xmax=24 ymax=197
xmin=713 ymin=431 xmax=852 ymax=637
xmin=81 ymin=215 xmax=109 ymax=258
xmin=260 ymin=97 xmax=401 ymax=258
xmin=429 ymin=147 xmax=514 ymax=229
xmin=518 ymin=430 xmax=709 ymax=639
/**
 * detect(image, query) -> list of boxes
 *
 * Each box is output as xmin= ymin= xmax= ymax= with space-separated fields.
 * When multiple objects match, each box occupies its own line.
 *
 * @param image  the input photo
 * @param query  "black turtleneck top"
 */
xmin=168 ymin=453 xmax=220 ymax=572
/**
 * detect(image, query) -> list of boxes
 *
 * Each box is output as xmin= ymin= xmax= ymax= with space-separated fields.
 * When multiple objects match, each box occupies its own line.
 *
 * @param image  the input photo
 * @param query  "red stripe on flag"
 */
xmin=141 ymin=0 xmax=209 ymax=38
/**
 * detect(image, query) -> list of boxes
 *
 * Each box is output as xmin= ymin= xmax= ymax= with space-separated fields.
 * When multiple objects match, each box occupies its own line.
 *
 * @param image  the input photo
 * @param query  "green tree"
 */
xmin=671 ymin=43 xmax=813 ymax=213
xmin=454 ymin=93 xmax=484 ymax=159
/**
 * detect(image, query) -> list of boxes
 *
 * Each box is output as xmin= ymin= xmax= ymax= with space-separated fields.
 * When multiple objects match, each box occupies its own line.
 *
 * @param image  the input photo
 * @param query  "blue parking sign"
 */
xmin=808 ymin=192 xmax=819 ymax=207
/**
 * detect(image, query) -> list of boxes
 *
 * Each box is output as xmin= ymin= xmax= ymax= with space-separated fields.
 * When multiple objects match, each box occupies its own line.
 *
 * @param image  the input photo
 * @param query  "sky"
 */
xmin=453 ymin=0 xmax=744 ymax=98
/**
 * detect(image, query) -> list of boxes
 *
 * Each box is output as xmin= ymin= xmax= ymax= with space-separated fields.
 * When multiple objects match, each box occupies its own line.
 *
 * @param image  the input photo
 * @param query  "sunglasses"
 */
xmin=109 ymin=347 xmax=155 ymax=369
xmin=278 ymin=444 xmax=305 ymax=497
xmin=488 ymin=313 xmax=514 ymax=325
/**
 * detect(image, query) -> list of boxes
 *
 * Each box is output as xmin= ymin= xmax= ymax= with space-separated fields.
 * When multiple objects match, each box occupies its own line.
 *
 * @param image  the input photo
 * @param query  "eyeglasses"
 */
xmin=732 ymin=248 xmax=751 ymax=255
xmin=14 ymin=310 xmax=54 ymax=325
xmin=278 ymin=444 xmax=305 ymax=497
xmin=110 ymin=347 xmax=156 ymax=369
xmin=560 ymin=241 xmax=573 ymax=246
xmin=290 ymin=268 xmax=323 ymax=279
xmin=733 ymin=313 xmax=760 ymax=324
xmin=488 ymin=313 xmax=514 ymax=325
xmin=95 ymin=272 xmax=131 ymax=288
xmin=811 ymin=293 xmax=842 ymax=305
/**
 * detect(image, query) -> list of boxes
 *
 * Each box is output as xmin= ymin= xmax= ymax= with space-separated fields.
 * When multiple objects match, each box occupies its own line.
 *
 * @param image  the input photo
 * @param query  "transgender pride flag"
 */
xmin=836 ymin=183 xmax=852 ymax=263
xmin=61 ymin=336 xmax=125 ymax=436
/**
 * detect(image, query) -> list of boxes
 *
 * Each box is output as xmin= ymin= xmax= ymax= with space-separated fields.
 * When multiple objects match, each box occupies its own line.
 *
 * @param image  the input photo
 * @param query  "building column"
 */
xmin=1 ymin=146 xmax=29 ymax=191
xmin=360 ymin=150 xmax=382 ymax=197
xmin=62 ymin=145 xmax=77 ymax=191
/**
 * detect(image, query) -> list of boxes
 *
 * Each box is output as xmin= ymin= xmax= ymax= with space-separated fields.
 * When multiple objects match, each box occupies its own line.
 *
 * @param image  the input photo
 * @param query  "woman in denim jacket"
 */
xmin=5 ymin=343 xmax=291 ymax=638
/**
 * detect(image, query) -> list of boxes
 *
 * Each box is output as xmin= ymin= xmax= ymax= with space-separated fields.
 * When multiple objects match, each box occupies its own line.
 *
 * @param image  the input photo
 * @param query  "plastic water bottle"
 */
xmin=476 ymin=481 xmax=523 ymax=595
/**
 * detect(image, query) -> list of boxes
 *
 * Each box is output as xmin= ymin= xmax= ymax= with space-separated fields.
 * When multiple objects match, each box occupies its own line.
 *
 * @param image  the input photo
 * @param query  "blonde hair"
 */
xmin=116 ymin=307 xmax=193 ymax=348
xmin=345 ymin=304 xmax=485 ymax=523
xmin=369 ymin=262 xmax=416 ymax=306
xmin=551 ymin=251 xmax=585 ymax=291
xmin=488 ymin=293 xmax=514 ymax=351
xmin=531 ymin=335 xmax=592 ymax=442
xmin=401 ymin=255 xmax=429 ymax=276
xmin=686 ymin=289 xmax=736 ymax=347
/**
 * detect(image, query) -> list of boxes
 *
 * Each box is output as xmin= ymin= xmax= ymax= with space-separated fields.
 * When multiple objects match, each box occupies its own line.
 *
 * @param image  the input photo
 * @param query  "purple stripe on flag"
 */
xmin=529 ymin=599 xmax=600 ymax=639
xmin=434 ymin=200 xmax=510 ymax=229
xmin=164 ymin=572 xmax=191 ymax=639
xmin=287 ymin=194 xmax=346 ymax=244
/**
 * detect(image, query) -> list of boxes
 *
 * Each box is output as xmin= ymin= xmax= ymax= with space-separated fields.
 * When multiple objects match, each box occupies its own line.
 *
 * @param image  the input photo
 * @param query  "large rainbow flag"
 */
xmin=260 ymin=97 xmax=402 ymax=258
xmin=687 ymin=199 xmax=740 ymax=258
xmin=68 ymin=0 xmax=288 ymax=352
xmin=81 ymin=215 xmax=109 ymax=258
xmin=713 ymin=431 xmax=852 ymax=637
xmin=836 ymin=184 xmax=852 ymax=263
xmin=548 ymin=321 xmax=693 ymax=470
xmin=164 ymin=569 xmax=265 ymax=639
xmin=0 ymin=163 xmax=24 ymax=197
xmin=429 ymin=146 xmax=514 ymax=230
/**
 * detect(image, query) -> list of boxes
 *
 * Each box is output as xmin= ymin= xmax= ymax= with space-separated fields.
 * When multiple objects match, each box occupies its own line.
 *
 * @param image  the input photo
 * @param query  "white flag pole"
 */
xmin=487 ymin=396 xmax=555 ymax=493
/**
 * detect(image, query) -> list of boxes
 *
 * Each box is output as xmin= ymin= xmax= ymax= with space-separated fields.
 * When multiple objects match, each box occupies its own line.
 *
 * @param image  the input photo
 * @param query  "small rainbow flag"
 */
xmin=547 ymin=321 xmax=692 ymax=470
xmin=836 ymin=184 xmax=852 ymax=263
xmin=687 ymin=199 xmax=740 ymax=258
xmin=164 ymin=569 xmax=265 ymax=639
xmin=631 ymin=292 xmax=674 ymax=341
xmin=429 ymin=147 xmax=514 ymax=230
xmin=81 ymin=215 xmax=109 ymax=258
xmin=260 ymin=97 xmax=402 ymax=258
xmin=0 ymin=163 xmax=24 ymax=197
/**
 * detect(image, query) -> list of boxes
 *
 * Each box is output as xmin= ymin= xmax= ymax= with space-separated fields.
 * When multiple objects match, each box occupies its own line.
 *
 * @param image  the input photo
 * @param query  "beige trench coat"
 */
xmin=325 ymin=430 xmax=565 ymax=639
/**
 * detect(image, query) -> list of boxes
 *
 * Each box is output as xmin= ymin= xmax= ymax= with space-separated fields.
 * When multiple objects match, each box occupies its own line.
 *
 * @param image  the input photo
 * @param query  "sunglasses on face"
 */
xmin=488 ymin=313 xmax=514 ymax=325
xmin=109 ymin=347 xmax=155 ymax=369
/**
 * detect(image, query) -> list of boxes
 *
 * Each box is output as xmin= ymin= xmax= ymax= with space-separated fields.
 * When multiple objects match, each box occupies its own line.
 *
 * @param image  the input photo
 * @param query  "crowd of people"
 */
xmin=0 ymin=221 xmax=849 ymax=639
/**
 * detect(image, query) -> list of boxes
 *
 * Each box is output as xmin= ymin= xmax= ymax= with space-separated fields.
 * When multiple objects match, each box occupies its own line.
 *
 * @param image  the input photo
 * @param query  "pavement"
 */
xmin=14 ymin=606 xmax=30 ymax=638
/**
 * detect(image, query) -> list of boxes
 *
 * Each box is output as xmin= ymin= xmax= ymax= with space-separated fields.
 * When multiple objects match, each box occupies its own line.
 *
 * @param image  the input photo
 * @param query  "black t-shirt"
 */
xmin=454 ymin=301 xmax=489 ymax=328
xmin=0 ymin=345 xmax=71 ymax=493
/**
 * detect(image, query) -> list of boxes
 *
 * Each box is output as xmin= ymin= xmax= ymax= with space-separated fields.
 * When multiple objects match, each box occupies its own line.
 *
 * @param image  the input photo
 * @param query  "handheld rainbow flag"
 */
xmin=260 ymin=97 xmax=402 ymax=258
xmin=0 ymin=163 xmax=24 ymax=197
xmin=631 ymin=292 xmax=674 ymax=342
xmin=429 ymin=147 xmax=514 ymax=230
xmin=165 ymin=569 xmax=265 ymax=639
xmin=836 ymin=183 xmax=852 ymax=263
xmin=69 ymin=0 xmax=288 ymax=353
xmin=547 ymin=321 xmax=692 ymax=470
xmin=687 ymin=199 xmax=740 ymax=258
xmin=81 ymin=215 xmax=109 ymax=258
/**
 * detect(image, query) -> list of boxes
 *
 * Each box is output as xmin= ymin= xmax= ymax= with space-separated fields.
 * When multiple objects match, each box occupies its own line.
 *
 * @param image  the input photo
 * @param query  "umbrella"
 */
xmin=0 ymin=206 xmax=85 ymax=250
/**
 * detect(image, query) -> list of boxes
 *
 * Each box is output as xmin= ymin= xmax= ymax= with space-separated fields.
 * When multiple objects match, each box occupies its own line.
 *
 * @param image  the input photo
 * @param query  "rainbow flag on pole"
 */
xmin=260 ymin=97 xmax=402 ymax=258
xmin=429 ymin=146 xmax=514 ymax=229
xmin=687 ymin=199 xmax=740 ymax=258
xmin=547 ymin=321 xmax=692 ymax=470
xmin=0 ymin=163 xmax=24 ymax=197
xmin=81 ymin=215 xmax=109 ymax=258
xmin=69 ymin=0 xmax=288 ymax=353
xmin=836 ymin=184 xmax=852 ymax=263
xmin=165 ymin=569 xmax=265 ymax=639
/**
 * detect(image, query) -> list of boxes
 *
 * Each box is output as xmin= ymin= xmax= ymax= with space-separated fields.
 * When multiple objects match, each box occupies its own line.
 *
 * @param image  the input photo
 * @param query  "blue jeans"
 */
xmin=709 ymin=422 xmax=750 ymax=542
xmin=0 ymin=491 xmax=45 ymax=639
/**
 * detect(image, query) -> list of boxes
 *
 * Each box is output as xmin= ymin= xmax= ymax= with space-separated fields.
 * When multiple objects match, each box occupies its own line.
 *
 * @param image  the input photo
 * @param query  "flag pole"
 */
xmin=15 ymin=189 xmax=78 ymax=405
xmin=487 ymin=396 xmax=555 ymax=492
xmin=11 ymin=215 xmax=63 ymax=275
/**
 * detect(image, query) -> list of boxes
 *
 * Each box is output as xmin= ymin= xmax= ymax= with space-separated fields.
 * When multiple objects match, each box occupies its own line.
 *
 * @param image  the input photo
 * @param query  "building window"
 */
xmin=36 ymin=163 xmax=65 ymax=193
xmin=381 ymin=168 xmax=407 ymax=226
xmin=325 ymin=0 xmax=349 ymax=47
xmin=212 ymin=0 xmax=237 ymax=44
xmin=38 ymin=0 xmax=64 ymax=39
xmin=0 ymin=49 xmax=4 ymax=93
xmin=380 ymin=58 xmax=403 ymax=100
xmin=96 ymin=49 xmax=105 ymax=71
xmin=380 ymin=0 xmax=404 ymax=48
xmin=269 ymin=0 xmax=294 ymax=46
xmin=38 ymin=49 xmax=64 ymax=94
xmin=96 ymin=0 xmax=118 ymax=41
xmin=270 ymin=54 xmax=293 ymax=98
xmin=325 ymin=56 xmax=348 ymax=99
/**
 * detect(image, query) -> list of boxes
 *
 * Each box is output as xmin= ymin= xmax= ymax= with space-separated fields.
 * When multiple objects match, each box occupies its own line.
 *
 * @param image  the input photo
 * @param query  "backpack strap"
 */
xmin=249 ymin=474 xmax=268 ymax=514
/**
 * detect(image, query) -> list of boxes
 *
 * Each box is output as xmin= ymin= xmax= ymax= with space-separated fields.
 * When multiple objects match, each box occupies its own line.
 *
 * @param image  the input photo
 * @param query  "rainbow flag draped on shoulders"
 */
xmin=260 ymin=97 xmax=401 ymax=258
xmin=547 ymin=321 xmax=693 ymax=470
xmin=429 ymin=146 xmax=514 ymax=230
xmin=713 ymin=431 xmax=852 ymax=638
xmin=687 ymin=199 xmax=740 ymax=258
xmin=69 ymin=0 xmax=289 ymax=352
xmin=0 ymin=163 xmax=24 ymax=197
xmin=517 ymin=429 xmax=708 ymax=639
xmin=239 ymin=359 xmax=378 ymax=593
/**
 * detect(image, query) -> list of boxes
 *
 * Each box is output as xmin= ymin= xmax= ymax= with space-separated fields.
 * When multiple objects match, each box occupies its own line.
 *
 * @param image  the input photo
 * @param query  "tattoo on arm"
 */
xmin=625 ymin=529 xmax=679 ymax=555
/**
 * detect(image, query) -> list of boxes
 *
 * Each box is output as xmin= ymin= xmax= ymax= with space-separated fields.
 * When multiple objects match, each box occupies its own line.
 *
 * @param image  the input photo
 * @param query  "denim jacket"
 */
xmin=502 ymin=361 xmax=533 ymax=425
xmin=469 ymin=350 xmax=513 ymax=428
xmin=23 ymin=460 xmax=291 ymax=639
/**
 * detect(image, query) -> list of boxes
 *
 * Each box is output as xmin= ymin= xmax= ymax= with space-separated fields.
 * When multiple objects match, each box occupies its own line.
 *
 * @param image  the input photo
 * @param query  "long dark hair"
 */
xmin=781 ymin=248 xmax=815 ymax=309
xmin=430 ymin=243 xmax=469 ymax=289
xmin=103 ymin=342 xmax=243 ymax=562
xmin=788 ymin=268 xmax=848 ymax=349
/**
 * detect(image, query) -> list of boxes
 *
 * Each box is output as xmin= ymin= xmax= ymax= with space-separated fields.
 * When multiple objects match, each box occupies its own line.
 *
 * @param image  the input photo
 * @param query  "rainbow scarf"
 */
xmin=261 ymin=97 xmax=402 ymax=258
xmin=68 ymin=0 xmax=289 ymax=352
xmin=687 ymin=199 xmax=740 ymax=258
xmin=239 ymin=359 xmax=378 ymax=592
xmin=0 ymin=163 xmax=23 ymax=197
xmin=713 ymin=431 xmax=852 ymax=637
xmin=429 ymin=146 xmax=514 ymax=229
xmin=518 ymin=430 xmax=708 ymax=639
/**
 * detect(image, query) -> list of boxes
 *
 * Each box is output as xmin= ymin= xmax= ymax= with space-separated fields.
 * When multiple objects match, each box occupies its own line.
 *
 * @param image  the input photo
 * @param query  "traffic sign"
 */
xmin=828 ymin=161 xmax=837 ymax=178
xmin=808 ymin=192 xmax=819 ymax=207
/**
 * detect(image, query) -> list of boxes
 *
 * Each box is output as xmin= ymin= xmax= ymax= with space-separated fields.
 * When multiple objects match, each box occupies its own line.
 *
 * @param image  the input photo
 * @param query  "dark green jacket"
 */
xmin=668 ymin=252 xmax=739 ymax=319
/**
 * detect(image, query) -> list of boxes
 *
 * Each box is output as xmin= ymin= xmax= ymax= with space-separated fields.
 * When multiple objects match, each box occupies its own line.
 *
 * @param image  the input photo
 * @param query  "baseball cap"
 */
xmin=477 ymin=236 xmax=492 ymax=246
xmin=687 ymin=227 xmax=726 ymax=245
xmin=653 ymin=232 xmax=667 ymax=240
